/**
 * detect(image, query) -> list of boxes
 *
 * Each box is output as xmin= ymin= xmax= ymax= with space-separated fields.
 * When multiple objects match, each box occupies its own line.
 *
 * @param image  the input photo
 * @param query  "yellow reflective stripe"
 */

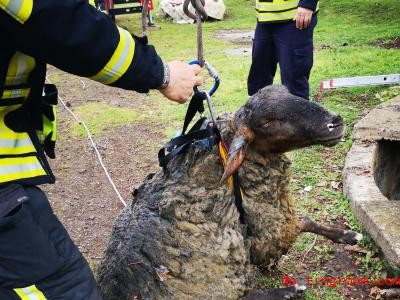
xmin=90 ymin=27 xmax=135 ymax=85
xmin=0 ymin=105 xmax=23 ymax=138
xmin=0 ymin=156 xmax=46 ymax=183
xmin=257 ymin=8 xmax=298 ymax=22
xmin=256 ymin=0 xmax=298 ymax=11
xmin=5 ymin=52 xmax=36 ymax=86
xmin=0 ymin=155 xmax=39 ymax=166
xmin=42 ymin=113 xmax=56 ymax=142
xmin=0 ymin=128 xmax=30 ymax=140
xmin=0 ymin=105 xmax=36 ymax=154
xmin=14 ymin=285 xmax=47 ymax=300
xmin=0 ymin=145 xmax=36 ymax=155
xmin=0 ymin=0 xmax=33 ymax=24
xmin=0 ymin=108 xmax=35 ymax=153
xmin=51 ymin=105 xmax=57 ymax=141
xmin=1 ymin=88 xmax=30 ymax=99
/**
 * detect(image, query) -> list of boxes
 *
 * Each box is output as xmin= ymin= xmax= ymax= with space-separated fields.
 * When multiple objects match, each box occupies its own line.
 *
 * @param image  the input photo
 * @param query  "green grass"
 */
xmin=69 ymin=102 xmax=139 ymax=136
xmin=115 ymin=0 xmax=400 ymax=135
xmin=317 ymin=1 xmax=399 ymax=46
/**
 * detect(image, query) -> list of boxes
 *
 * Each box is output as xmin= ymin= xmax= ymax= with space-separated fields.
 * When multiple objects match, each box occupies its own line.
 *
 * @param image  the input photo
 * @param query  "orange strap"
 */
xmin=218 ymin=140 xmax=234 ymax=190
xmin=218 ymin=140 xmax=245 ymax=223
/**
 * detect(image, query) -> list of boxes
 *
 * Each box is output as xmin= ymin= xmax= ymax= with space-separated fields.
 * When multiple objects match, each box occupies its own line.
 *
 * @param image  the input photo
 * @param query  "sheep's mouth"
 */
xmin=314 ymin=122 xmax=345 ymax=146
xmin=326 ymin=122 xmax=344 ymax=131
xmin=315 ymin=135 xmax=344 ymax=146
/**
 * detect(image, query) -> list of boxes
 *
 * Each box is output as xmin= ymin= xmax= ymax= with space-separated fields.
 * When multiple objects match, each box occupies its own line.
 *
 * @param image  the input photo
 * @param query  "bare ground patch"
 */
xmin=225 ymin=47 xmax=252 ymax=56
xmin=213 ymin=29 xmax=254 ymax=56
xmin=214 ymin=29 xmax=254 ymax=45
xmin=372 ymin=37 xmax=400 ymax=50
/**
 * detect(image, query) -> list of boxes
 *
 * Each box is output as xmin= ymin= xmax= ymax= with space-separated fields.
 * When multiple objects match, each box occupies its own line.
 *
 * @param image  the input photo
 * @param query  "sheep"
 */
xmin=96 ymin=85 xmax=362 ymax=300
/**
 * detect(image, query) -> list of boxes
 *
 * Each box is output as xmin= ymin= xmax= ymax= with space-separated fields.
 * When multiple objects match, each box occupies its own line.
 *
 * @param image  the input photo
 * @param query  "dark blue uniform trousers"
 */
xmin=0 ymin=185 xmax=101 ymax=300
xmin=248 ymin=14 xmax=318 ymax=99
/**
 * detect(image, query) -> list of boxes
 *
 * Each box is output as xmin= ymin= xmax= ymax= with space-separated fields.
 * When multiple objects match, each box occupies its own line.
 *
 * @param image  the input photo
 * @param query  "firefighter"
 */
xmin=0 ymin=0 xmax=202 ymax=299
xmin=247 ymin=0 xmax=319 ymax=99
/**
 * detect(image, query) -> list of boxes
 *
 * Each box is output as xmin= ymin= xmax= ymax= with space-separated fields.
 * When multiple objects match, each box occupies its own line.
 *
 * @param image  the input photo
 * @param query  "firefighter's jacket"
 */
xmin=256 ymin=0 xmax=319 ymax=23
xmin=0 ymin=0 xmax=165 ymax=186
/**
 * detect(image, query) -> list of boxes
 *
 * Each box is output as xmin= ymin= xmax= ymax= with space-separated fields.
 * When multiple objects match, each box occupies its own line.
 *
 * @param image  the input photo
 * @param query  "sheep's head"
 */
xmin=221 ymin=85 xmax=345 ymax=182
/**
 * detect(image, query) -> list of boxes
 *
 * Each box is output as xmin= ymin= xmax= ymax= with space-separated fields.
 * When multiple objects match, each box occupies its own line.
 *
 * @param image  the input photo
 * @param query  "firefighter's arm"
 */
xmin=0 ymin=0 xmax=201 ymax=100
xmin=298 ymin=0 xmax=318 ymax=11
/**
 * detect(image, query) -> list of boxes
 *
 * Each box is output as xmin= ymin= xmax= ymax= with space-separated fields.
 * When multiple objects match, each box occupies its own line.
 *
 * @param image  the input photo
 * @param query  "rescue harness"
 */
xmin=158 ymin=0 xmax=246 ymax=223
xmin=157 ymin=62 xmax=246 ymax=224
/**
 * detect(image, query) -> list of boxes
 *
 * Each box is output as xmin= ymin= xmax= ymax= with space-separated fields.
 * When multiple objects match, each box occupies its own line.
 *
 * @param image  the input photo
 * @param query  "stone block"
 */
xmin=355 ymin=201 xmax=400 ymax=269
xmin=354 ymin=96 xmax=400 ymax=141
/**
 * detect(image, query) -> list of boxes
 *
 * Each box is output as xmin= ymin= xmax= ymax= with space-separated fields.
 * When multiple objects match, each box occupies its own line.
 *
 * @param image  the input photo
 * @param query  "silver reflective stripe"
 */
xmin=6 ymin=52 xmax=36 ymax=86
xmin=11 ymin=89 xmax=23 ymax=98
xmin=13 ymin=53 xmax=30 ymax=85
xmin=257 ymin=9 xmax=298 ymax=22
xmin=5 ymin=0 xmax=24 ymax=18
xmin=0 ymin=138 xmax=32 ymax=148
xmin=0 ymin=0 xmax=33 ymax=24
xmin=20 ymin=287 xmax=41 ymax=300
xmin=96 ymin=29 xmax=133 ymax=83
xmin=0 ymin=161 xmax=42 ymax=176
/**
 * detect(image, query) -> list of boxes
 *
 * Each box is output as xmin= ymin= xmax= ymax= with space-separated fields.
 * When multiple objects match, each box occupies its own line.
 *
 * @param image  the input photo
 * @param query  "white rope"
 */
xmin=46 ymin=75 xmax=127 ymax=207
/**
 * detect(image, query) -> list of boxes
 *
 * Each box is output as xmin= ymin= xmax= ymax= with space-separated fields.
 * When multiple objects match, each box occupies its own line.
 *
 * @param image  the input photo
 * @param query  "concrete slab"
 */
xmin=343 ymin=96 xmax=400 ymax=269
xmin=354 ymin=96 xmax=400 ymax=141
xmin=343 ymin=142 xmax=375 ymax=172
xmin=356 ymin=201 xmax=400 ymax=267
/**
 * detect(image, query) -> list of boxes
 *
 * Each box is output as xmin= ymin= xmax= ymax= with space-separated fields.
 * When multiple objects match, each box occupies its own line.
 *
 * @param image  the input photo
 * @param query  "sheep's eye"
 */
xmin=256 ymin=118 xmax=275 ymax=128
xmin=261 ymin=119 xmax=280 ymax=128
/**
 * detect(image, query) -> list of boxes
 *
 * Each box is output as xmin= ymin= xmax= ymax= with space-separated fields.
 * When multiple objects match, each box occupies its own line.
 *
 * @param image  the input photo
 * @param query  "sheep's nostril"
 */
xmin=327 ymin=123 xmax=341 ymax=131
xmin=327 ymin=115 xmax=344 ymax=132
xmin=331 ymin=115 xmax=343 ymax=125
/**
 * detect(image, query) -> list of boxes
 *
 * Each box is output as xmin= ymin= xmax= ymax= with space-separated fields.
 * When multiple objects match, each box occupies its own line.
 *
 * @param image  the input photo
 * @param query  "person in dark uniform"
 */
xmin=0 ymin=0 xmax=201 ymax=298
xmin=247 ymin=0 xmax=319 ymax=99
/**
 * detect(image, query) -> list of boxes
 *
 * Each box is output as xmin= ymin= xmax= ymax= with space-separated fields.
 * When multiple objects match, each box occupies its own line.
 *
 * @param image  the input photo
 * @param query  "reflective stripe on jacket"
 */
xmin=0 ymin=0 xmax=165 ymax=185
xmin=256 ymin=0 xmax=319 ymax=23
xmin=0 ymin=0 xmax=33 ymax=24
xmin=14 ymin=285 xmax=47 ymax=300
xmin=0 ymin=51 xmax=51 ymax=185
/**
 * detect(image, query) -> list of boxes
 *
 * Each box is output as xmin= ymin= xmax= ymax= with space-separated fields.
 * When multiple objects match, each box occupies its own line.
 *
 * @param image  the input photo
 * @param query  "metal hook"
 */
xmin=183 ymin=0 xmax=207 ymax=21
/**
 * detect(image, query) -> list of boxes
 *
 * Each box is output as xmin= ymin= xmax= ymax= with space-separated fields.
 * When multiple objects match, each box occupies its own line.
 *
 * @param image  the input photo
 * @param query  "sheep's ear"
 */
xmin=220 ymin=135 xmax=248 ymax=182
